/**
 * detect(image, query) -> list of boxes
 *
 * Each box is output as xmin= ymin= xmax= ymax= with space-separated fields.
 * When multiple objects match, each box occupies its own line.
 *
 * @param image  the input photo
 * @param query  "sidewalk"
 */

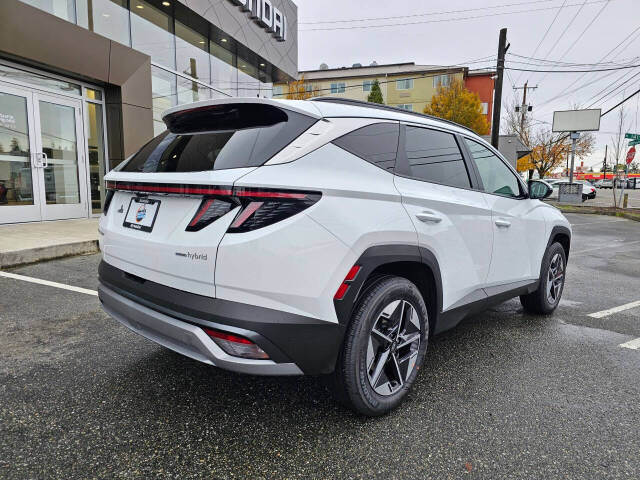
xmin=0 ymin=218 xmax=99 ymax=269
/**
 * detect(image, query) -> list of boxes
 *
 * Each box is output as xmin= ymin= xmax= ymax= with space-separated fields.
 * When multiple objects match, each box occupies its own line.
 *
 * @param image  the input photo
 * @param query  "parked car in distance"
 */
xmin=595 ymin=179 xmax=613 ymax=188
xmin=98 ymin=97 xmax=571 ymax=416
xmin=547 ymin=179 xmax=595 ymax=201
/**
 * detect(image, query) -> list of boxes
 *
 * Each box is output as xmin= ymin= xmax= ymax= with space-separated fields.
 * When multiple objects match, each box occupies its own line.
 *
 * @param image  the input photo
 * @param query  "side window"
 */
xmin=332 ymin=123 xmax=399 ymax=172
xmin=403 ymin=126 xmax=471 ymax=189
xmin=464 ymin=139 xmax=522 ymax=198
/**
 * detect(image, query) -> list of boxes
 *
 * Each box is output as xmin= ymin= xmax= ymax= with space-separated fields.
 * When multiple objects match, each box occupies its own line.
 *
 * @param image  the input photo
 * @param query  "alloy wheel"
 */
xmin=546 ymin=253 xmax=564 ymax=305
xmin=366 ymin=299 xmax=422 ymax=396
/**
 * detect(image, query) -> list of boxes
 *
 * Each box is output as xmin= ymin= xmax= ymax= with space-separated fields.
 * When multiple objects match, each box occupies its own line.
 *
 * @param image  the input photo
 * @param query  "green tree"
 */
xmin=424 ymin=79 xmax=490 ymax=135
xmin=367 ymin=80 xmax=384 ymax=104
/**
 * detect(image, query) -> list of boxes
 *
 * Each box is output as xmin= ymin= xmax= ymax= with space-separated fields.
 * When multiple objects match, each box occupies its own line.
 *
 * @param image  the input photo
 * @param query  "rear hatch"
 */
xmin=101 ymin=100 xmax=318 ymax=297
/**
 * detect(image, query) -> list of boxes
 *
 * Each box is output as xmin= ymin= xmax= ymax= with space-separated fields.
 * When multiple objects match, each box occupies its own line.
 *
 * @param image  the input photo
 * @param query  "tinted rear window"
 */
xmin=332 ymin=123 xmax=399 ymax=171
xmin=122 ymin=104 xmax=316 ymax=173
xmin=404 ymin=126 xmax=470 ymax=189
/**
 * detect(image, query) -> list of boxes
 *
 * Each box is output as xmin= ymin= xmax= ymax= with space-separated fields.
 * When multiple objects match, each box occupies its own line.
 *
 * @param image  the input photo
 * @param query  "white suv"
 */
xmin=98 ymin=97 xmax=571 ymax=416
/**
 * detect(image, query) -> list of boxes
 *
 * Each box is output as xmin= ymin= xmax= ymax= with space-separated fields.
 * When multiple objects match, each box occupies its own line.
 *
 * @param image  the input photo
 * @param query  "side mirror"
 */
xmin=528 ymin=180 xmax=553 ymax=200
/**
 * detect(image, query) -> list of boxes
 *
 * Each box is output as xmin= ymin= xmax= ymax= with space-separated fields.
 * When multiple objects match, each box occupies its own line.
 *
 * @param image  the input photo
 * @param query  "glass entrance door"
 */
xmin=0 ymin=83 xmax=41 ymax=223
xmin=33 ymin=92 xmax=87 ymax=221
xmin=0 ymin=82 xmax=87 ymax=223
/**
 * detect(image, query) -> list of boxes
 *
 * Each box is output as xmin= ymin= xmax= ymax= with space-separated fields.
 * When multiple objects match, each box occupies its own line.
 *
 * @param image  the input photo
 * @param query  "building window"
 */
xmin=130 ymin=0 xmax=176 ymax=70
xmin=175 ymin=20 xmax=211 ymax=86
xmin=21 ymin=0 xmax=76 ymax=23
xmin=481 ymin=102 xmax=489 ymax=115
xmin=396 ymin=78 xmax=413 ymax=90
xmin=76 ymin=0 xmax=130 ymax=46
xmin=151 ymin=65 xmax=177 ymax=135
xmin=433 ymin=74 xmax=451 ymax=88
xmin=397 ymin=104 xmax=413 ymax=111
xmin=85 ymin=102 xmax=106 ymax=213
xmin=210 ymin=39 xmax=237 ymax=97
xmin=272 ymin=85 xmax=284 ymax=97
xmin=331 ymin=82 xmax=346 ymax=94
xmin=363 ymin=80 xmax=374 ymax=92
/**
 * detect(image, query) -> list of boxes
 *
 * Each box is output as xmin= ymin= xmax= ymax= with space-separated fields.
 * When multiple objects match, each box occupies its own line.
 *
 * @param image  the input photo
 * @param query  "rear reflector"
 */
xmin=203 ymin=327 xmax=269 ymax=360
xmin=334 ymin=264 xmax=361 ymax=300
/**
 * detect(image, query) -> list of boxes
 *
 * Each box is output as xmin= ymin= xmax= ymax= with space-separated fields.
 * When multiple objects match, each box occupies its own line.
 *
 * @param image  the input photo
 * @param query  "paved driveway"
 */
xmin=1 ymin=214 xmax=639 ymax=479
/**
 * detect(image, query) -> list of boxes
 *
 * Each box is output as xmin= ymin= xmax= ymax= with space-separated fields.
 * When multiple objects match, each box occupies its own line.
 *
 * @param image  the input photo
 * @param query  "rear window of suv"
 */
xmin=121 ymin=103 xmax=316 ymax=173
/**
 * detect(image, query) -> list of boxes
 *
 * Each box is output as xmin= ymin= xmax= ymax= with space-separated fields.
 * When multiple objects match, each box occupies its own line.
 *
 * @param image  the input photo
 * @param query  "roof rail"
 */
xmin=309 ymin=97 xmax=475 ymax=134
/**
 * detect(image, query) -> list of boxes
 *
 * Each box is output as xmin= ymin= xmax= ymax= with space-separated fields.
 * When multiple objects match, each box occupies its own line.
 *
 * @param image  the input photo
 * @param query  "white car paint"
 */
xmin=102 ymin=97 xmax=571 ymax=326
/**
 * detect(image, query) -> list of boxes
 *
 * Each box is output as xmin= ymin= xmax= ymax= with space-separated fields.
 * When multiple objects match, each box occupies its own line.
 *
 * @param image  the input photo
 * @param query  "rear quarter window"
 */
xmin=332 ymin=122 xmax=400 ymax=172
xmin=122 ymin=104 xmax=316 ymax=173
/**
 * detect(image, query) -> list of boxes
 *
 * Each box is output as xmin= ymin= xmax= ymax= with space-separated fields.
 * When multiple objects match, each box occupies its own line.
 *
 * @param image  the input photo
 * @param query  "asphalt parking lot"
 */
xmin=549 ymin=185 xmax=640 ymax=208
xmin=1 ymin=213 xmax=639 ymax=479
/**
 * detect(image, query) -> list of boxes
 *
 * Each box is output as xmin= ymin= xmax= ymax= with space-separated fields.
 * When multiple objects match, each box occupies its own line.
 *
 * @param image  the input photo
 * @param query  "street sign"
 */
xmin=627 ymin=147 xmax=636 ymax=165
xmin=624 ymin=133 xmax=640 ymax=140
xmin=552 ymin=109 xmax=601 ymax=132
xmin=630 ymin=139 xmax=640 ymax=146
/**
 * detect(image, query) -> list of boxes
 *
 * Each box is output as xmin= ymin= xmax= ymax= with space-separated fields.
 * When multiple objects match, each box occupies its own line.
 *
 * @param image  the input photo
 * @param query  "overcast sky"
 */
xmin=294 ymin=0 xmax=640 ymax=170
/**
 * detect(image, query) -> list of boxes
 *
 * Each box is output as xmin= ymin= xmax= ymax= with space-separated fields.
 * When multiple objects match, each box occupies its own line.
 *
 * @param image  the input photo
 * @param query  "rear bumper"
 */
xmin=98 ymin=261 xmax=345 ymax=375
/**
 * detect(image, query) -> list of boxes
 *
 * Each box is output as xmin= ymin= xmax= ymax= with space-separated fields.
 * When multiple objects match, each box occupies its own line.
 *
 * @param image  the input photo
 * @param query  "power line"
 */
xmin=586 ymin=68 xmax=640 ymax=107
xmin=538 ymin=0 xmax=588 ymax=60
xmin=514 ymin=0 xmax=567 ymax=84
xmin=553 ymin=1 xmax=609 ymax=61
xmin=601 ymin=87 xmax=640 ymax=117
xmin=505 ymin=63 xmax=640 ymax=72
xmin=535 ymin=0 xmax=610 ymax=84
xmin=536 ymin=24 xmax=640 ymax=108
xmin=299 ymin=0 xmax=607 ymax=32
xmin=299 ymin=0 xmax=558 ymax=24
xmin=506 ymin=57 xmax=638 ymax=67
xmin=508 ymin=52 xmax=638 ymax=67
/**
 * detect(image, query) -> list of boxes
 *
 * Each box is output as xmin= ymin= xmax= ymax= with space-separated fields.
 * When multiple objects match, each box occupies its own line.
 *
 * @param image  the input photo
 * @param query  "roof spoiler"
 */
xmin=161 ymin=97 xmax=322 ymax=123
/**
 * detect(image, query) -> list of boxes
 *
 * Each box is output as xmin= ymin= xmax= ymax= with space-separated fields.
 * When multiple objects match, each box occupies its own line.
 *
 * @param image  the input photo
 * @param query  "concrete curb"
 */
xmin=0 ymin=240 xmax=99 ymax=269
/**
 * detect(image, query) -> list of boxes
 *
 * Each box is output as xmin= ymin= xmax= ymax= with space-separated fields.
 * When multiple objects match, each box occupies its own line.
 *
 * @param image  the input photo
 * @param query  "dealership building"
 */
xmin=0 ymin=0 xmax=298 ymax=224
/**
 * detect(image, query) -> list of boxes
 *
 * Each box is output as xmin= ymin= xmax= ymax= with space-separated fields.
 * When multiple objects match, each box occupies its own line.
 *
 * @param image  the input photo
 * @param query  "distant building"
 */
xmin=481 ymin=135 xmax=530 ymax=170
xmin=273 ymin=62 xmax=495 ymax=126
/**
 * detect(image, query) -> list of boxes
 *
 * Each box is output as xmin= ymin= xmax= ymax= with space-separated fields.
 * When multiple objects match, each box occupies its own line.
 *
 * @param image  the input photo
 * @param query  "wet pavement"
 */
xmin=1 ymin=213 xmax=639 ymax=479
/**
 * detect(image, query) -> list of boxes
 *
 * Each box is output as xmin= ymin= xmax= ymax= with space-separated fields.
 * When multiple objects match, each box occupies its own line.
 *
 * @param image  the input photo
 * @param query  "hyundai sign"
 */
xmin=229 ymin=0 xmax=288 ymax=41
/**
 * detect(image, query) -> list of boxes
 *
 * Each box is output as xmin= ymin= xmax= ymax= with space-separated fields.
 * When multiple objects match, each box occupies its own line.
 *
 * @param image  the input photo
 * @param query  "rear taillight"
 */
xmin=226 ymin=188 xmax=321 ymax=233
xmin=106 ymin=182 xmax=320 ymax=233
xmin=186 ymin=198 xmax=236 ymax=232
xmin=203 ymin=327 xmax=269 ymax=359
xmin=103 ymin=189 xmax=115 ymax=214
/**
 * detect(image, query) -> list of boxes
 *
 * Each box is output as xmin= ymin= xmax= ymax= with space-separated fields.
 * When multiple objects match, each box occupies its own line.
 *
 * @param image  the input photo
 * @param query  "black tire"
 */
xmin=520 ymin=242 xmax=567 ymax=315
xmin=333 ymin=276 xmax=429 ymax=416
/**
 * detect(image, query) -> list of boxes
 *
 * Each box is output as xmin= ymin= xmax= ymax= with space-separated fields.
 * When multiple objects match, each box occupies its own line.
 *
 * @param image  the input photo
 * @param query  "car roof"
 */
xmin=162 ymin=97 xmax=478 ymax=139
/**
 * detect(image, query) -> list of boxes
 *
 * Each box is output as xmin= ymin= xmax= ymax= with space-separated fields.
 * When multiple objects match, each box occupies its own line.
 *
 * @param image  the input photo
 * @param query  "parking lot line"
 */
xmin=570 ymin=219 xmax=627 ymax=227
xmin=572 ymin=240 xmax=640 ymax=256
xmin=0 ymin=271 xmax=98 ymax=296
xmin=620 ymin=338 xmax=640 ymax=350
xmin=588 ymin=300 xmax=640 ymax=319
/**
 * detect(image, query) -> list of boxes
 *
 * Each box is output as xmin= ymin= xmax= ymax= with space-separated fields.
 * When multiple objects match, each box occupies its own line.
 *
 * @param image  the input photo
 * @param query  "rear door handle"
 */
xmin=495 ymin=218 xmax=511 ymax=228
xmin=416 ymin=212 xmax=442 ymax=224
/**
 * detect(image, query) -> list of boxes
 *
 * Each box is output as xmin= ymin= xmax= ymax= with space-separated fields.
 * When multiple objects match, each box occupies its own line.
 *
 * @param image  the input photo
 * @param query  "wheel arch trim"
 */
xmin=333 ymin=244 xmax=443 ymax=332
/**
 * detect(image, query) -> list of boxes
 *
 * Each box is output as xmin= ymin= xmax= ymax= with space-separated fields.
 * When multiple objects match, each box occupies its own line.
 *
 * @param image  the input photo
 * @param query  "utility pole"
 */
xmin=491 ymin=28 xmax=509 ymax=149
xmin=513 ymin=81 xmax=537 ymax=179
xmin=513 ymin=81 xmax=538 ymax=131
xmin=602 ymin=144 xmax=608 ymax=180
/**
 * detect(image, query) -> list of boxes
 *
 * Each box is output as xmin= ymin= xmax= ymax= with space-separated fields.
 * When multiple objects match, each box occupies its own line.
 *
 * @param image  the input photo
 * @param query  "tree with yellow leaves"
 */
xmin=285 ymin=74 xmax=317 ymax=100
xmin=424 ymin=79 xmax=490 ymax=135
